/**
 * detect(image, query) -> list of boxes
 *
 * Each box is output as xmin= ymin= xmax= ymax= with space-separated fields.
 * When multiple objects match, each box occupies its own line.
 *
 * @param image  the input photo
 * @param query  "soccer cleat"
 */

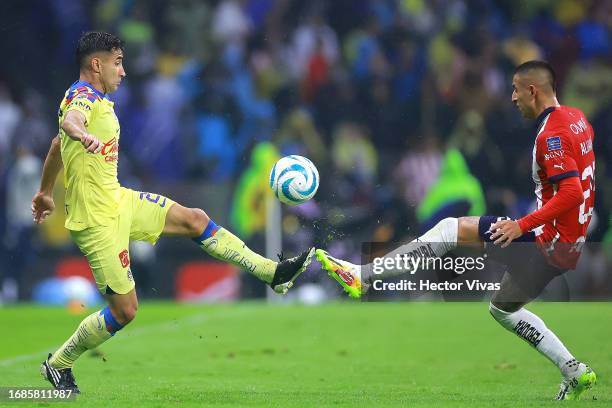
xmin=270 ymin=247 xmax=315 ymax=294
xmin=315 ymin=249 xmax=363 ymax=299
xmin=40 ymin=353 xmax=80 ymax=394
xmin=555 ymin=364 xmax=596 ymax=400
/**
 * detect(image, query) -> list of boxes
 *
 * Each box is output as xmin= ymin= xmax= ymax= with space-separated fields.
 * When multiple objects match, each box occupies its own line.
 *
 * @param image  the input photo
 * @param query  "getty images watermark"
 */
xmin=358 ymin=242 xmax=506 ymax=298
xmin=359 ymin=241 xmax=610 ymax=301
xmin=370 ymin=253 xmax=500 ymax=292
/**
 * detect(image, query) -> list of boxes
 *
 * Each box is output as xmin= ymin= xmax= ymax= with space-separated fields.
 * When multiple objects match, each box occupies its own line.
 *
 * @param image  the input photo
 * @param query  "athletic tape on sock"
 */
xmin=193 ymin=219 xmax=219 ymax=243
xmin=100 ymin=306 xmax=124 ymax=335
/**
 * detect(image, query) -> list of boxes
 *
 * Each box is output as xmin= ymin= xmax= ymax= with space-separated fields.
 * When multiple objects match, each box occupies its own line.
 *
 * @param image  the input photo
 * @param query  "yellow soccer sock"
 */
xmin=193 ymin=221 xmax=277 ymax=284
xmin=49 ymin=306 xmax=123 ymax=369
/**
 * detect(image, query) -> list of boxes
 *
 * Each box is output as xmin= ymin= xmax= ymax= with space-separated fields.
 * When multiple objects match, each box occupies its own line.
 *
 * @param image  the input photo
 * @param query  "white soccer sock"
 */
xmin=489 ymin=303 xmax=578 ymax=377
xmin=363 ymin=218 xmax=458 ymax=283
xmin=415 ymin=217 xmax=459 ymax=254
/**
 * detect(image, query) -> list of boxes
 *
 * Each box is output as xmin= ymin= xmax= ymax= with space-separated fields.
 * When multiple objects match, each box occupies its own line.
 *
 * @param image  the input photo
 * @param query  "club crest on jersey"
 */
xmin=119 ymin=249 xmax=130 ymax=268
xmin=546 ymin=136 xmax=562 ymax=151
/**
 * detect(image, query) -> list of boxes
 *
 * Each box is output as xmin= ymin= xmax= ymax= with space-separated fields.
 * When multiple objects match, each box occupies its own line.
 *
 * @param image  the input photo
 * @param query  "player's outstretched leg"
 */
xmin=317 ymin=217 xmax=463 ymax=298
xmin=164 ymin=204 xmax=314 ymax=293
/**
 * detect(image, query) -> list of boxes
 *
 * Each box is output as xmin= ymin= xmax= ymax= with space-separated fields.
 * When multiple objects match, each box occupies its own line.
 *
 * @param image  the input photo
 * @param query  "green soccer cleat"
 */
xmin=315 ymin=249 xmax=363 ymax=299
xmin=556 ymin=364 xmax=597 ymax=400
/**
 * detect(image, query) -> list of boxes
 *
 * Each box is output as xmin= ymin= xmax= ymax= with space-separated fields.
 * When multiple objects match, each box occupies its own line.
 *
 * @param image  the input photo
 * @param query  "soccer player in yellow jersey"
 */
xmin=32 ymin=32 xmax=313 ymax=393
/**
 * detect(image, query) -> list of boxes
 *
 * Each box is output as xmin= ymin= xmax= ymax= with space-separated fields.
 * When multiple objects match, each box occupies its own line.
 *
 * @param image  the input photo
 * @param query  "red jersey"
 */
xmin=529 ymin=105 xmax=595 ymax=258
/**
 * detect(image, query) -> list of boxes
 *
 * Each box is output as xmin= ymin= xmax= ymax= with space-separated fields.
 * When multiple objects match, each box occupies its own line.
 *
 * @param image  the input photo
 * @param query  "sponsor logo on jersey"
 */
xmin=546 ymin=136 xmax=562 ymax=151
xmin=544 ymin=150 xmax=564 ymax=160
xmin=73 ymin=98 xmax=92 ymax=110
xmin=119 ymin=249 xmax=130 ymax=268
xmin=101 ymin=137 xmax=119 ymax=162
xmin=569 ymin=118 xmax=587 ymax=134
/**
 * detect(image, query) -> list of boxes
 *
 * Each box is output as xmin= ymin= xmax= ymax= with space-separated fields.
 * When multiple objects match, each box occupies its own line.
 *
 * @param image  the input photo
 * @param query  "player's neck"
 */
xmin=78 ymin=73 xmax=106 ymax=94
xmin=535 ymin=96 xmax=560 ymax=117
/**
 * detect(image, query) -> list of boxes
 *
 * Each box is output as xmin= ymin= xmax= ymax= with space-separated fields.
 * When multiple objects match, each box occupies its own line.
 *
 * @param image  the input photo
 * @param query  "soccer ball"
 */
xmin=269 ymin=155 xmax=319 ymax=205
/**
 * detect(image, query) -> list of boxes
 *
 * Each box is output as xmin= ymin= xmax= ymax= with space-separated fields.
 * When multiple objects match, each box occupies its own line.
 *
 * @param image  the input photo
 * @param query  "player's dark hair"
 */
xmin=76 ymin=31 xmax=124 ymax=69
xmin=514 ymin=60 xmax=557 ymax=93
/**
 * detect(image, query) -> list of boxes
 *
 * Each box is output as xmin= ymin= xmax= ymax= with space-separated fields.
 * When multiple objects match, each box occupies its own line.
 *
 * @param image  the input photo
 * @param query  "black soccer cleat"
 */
xmin=270 ymin=247 xmax=315 ymax=294
xmin=40 ymin=353 xmax=80 ymax=394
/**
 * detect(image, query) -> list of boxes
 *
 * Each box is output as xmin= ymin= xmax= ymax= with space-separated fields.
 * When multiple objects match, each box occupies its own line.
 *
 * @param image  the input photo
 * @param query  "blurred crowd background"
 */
xmin=0 ymin=0 xmax=610 ymax=304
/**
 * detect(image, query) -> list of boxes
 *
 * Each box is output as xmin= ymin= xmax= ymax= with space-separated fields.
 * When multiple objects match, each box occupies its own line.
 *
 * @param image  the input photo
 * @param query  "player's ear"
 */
xmin=528 ymin=85 xmax=535 ymax=97
xmin=90 ymin=57 xmax=101 ymax=74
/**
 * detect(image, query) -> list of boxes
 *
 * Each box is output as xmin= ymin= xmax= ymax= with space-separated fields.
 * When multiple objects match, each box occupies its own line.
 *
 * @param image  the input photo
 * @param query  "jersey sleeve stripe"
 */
xmin=548 ymin=170 xmax=579 ymax=183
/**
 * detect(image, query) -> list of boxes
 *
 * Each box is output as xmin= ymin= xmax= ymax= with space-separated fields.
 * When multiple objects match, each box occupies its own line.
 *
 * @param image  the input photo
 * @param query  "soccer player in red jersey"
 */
xmin=317 ymin=61 xmax=597 ymax=399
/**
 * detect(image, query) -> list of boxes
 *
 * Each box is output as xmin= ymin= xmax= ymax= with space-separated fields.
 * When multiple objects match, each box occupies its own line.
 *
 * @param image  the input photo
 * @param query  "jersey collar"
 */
xmin=72 ymin=79 xmax=108 ymax=100
xmin=534 ymin=106 xmax=555 ymax=133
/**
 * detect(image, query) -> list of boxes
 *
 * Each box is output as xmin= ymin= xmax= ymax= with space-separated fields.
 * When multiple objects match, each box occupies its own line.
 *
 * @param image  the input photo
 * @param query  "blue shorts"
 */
xmin=478 ymin=216 xmax=535 ymax=243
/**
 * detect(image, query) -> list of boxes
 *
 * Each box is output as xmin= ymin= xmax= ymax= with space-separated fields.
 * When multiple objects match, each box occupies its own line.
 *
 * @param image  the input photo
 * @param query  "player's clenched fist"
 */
xmin=80 ymin=133 xmax=102 ymax=153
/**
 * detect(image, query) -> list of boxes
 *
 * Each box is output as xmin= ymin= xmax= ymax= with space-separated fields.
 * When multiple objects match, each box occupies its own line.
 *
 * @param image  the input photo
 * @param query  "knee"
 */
xmin=458 ymin=216 xmax=480 ymax=243
xmin=122 ymin=304 xmax=138 ymax=324
xmin=423 ymin=218 xmax=458 ymax=243
xmin=186 ymin=208 xmax=210 ymax=237
xmin=437 ymin=217 xmax=458 ymax=234
xmin=113 ymin=303 xmax=138 ymax=326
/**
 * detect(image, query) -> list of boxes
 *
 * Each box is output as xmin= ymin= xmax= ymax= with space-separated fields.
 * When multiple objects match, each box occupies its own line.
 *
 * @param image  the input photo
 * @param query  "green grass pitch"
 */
xmin=0 ymin=302 xmax=609 ymax=407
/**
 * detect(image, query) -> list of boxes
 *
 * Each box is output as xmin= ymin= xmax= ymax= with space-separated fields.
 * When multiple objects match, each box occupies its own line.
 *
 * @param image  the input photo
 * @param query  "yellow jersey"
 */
xmin=58 ymin=80 xmax=121 ymax=230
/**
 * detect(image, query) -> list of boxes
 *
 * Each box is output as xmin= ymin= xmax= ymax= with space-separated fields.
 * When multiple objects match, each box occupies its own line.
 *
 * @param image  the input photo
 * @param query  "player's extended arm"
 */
xmin=490 ymin=177 xmax=583 ymax=247
xmin=61 ymin=110 xmax=102 ymax=154
xmin=517 ymin=176 xmax=584 ymax=232
xmin=32 ymin=134 xmax=63 ymax=224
